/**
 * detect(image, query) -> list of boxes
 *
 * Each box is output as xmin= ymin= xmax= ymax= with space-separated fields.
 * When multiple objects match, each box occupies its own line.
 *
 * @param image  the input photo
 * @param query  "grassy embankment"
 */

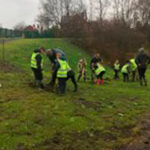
xmin=0 ymin=38 xmax=150 ymax=150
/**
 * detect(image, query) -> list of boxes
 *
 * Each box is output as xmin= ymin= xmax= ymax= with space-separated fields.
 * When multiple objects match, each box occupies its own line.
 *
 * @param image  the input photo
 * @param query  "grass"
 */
xmin=0 ymin=38 xmax=150 ymax=150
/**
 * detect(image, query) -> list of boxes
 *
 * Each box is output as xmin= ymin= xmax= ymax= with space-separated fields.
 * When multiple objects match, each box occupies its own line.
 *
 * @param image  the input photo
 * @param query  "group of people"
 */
xmin=113 ymin=48 xmax=150 ymax=86
xmin=30 ymin=47 xmax=150 ymax=95
xmin=77 ymin=53 xmax=106 ymax=85
xmin=30 ymin=48 xmax=77 ymax=94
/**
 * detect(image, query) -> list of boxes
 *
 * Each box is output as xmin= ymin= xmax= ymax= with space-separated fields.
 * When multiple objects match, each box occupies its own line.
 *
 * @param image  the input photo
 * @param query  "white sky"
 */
xmin=0 ymin=0 xmax=105 ymax=29
xmin=0 ymin=0 xmax=40 ymax=29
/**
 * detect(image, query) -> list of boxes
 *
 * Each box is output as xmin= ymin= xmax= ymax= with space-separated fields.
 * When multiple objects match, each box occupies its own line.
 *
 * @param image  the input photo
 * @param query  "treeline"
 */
xmin=37 ymin=0 xmax=150 ymax=63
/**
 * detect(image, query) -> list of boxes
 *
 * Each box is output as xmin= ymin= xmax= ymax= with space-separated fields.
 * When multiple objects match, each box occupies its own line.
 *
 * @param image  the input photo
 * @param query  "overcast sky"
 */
xmin=0 ymin=0 xmax=40 ymax=29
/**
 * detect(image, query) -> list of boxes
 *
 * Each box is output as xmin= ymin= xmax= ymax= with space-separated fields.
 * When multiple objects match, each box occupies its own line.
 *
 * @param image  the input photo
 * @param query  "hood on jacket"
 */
xmin=34 ymin=49 xmax=41 ymax=53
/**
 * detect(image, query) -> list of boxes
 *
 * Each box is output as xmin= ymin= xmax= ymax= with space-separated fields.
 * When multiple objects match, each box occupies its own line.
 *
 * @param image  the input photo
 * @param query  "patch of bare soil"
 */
xmin=71 ymin=98 xmax=101 ymax=112
xmin=0 ymin=62 xmax=24 ymax=73
xmin=122 ymin=115 xmax=150 ymax=150
xmin=16 ymin=143 xmax=29 ymax=150
xmin=33 ymin=130 xmax=114 ymax=150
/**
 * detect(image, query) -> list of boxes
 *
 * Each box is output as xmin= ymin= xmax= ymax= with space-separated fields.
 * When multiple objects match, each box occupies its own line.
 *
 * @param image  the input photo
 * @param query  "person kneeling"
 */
xmin=121 ymin=61 xmax=131 ymax=82
xmin=95 ymin=63 xmax=106 ymax=85
xmin=56 ymin=54 xmax=70 ymax=94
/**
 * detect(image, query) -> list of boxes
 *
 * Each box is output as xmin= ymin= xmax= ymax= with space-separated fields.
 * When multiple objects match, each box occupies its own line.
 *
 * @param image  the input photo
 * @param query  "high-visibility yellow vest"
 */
xmin=30 ymin=52 xmax=43 ymax=69
xmin=114 ymin=63 xmax=120 ymax=70
xmin=121 ymin=64 xmax=129 ymax=73
xmin=130 ymin=59 xmax=137 ymax=71
xmin=57 ymin=59 xmax=70 ymax=78
xmin=95 ymin=64 xmax=105 ymax=75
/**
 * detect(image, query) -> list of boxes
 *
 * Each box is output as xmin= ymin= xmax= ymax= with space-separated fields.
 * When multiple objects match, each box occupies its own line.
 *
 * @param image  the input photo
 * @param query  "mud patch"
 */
xmin=0 ymin=61 xmax=24 ymax=73
xmin=33 ymin=130 xmax=114 ymax=150
xmin=0 ymin=96 xmax=19 ymax=104
xmin=72 ymin=98 xmax=101 ymax=112
xmin=122 ymin=116 xmax=150 ymax=150
xmin=16 ymin=143 xmax=29 ymax=150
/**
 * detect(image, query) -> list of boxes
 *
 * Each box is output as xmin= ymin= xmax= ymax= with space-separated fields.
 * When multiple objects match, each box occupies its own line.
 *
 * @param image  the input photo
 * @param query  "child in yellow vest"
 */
xmin=113 ymin=60 xmax=120 ymax=79
xmin=121 ymin=61 xmax=131 ymax=82
xmin=56 ymin=53 xmax=70 ymax=94
xmin=95 ymin=63 xmax=106 ymax=85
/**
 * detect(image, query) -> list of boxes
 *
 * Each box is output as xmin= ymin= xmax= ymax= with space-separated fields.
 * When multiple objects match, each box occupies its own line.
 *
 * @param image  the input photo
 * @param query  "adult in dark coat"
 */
xmin=135 ymin=48 xmax=150 ymax=86
xmin=47 ymin=49 xmax=77 ymax=92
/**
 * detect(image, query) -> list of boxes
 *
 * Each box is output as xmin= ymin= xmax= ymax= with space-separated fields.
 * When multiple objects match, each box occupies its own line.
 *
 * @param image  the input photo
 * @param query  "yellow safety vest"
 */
xmin=121 ymin=64 xmax=129 ymax=73
xmin=95 ymin=64 xmax=105 ymax=75
xmin=130 ymin=59 xmax=137 ymax=71
xmin=57 ymin=59 xmax=70 ymax=78
xmin=30 ymin=52 xmax=43 ymax=69
xmin=114 ymin=63 xmax=120 ymax=70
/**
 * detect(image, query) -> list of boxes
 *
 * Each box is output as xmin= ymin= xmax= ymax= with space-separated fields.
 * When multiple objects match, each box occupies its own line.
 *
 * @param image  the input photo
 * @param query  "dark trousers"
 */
xmin=131 ymin=71 xmax=136 ymax=81
xmin=67 ymin=70 xmax=78 ymax=91
xmin=32 ymin=68 xmax=43 ymax=81
xmin=31 ymin=68 xmax=44 ymax=88
xmin=122 ymin=73 xmax=129 ymax=82
xmin=58 ymin=78 xmax=67 ymax=94
xmin=50 ymin=71 xmax=57 ymax=88
xmin=138 ymin=66 xmax=147 ymax=86
xmin=97 ymin=71 xmax=105 ymax=80
xmin=114 ymin=69 xmax=119 ymax=79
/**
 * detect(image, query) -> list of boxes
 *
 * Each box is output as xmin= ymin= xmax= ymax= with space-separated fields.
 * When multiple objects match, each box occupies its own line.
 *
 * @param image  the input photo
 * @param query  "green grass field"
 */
xmin=0 ymin=38 xmax=150 ymax=150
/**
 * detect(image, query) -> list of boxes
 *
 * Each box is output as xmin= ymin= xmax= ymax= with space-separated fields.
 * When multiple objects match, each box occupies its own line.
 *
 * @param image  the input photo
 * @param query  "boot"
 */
xmin=84 ymin=76 xmax=86 ymax=82
xmin=100 ymin=79 xmax=104 ymax=85
xmin=77 ymin=75 xmax=81 ymax=82
xmin=37 ymin=80 xmax=44 ymax=89
xmin=144 ymin=78 xmax=147 ymax=86
xmin=140 ymin=80 xmax=143 ymax=86
xmin=73 ymin=84 xmax=78 ymax=92
xmin=97 ymin=79 xmax=100 ymax=85
xmin=35 ymin=80 xmax=39 ymax=87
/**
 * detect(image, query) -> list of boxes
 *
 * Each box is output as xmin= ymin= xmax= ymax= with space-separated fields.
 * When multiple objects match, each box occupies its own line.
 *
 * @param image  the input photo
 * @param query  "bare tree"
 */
xmin=112 ymin=0 xmax=137 ymax=26
xmin=136 ymin=0 xmax=150 ymax=25
xmin=14 ymin=22 xmax=26 ymax=31
xmin=96 ymin=0 xmax=110 ymax=24
xmin=38 ymin=0 xmax=77 ymax=27
xmin=89 ymin=0 xmax=94 ymax=20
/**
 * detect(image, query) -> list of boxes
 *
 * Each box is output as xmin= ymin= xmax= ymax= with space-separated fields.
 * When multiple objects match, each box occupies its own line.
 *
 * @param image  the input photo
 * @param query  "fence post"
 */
xmin=2 ymin=39 xmax=5 ymax=64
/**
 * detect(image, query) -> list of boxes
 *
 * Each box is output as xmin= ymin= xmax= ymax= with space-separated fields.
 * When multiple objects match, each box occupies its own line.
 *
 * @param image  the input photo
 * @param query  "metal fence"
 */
xmin=0 ymin=38 xmax=19 ymax=64
xmin=0 ymin=39 xmax=6 ymax=64
xmin=0 ymin=28 xmax=22 ymax=38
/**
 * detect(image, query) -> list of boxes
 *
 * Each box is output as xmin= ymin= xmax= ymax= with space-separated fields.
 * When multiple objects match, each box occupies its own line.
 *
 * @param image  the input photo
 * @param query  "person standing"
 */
xmin=56 ymin=53 xmax=70 ymax=94
xmin=30 ymin=48 xmax=45 ymax=89
xmin=90 ymin=53 xmax=102 ymax=83
xmin=77 ymin=58 xmax=87 ymax=82
xmin=135 ymin=48 xmax=150 ymax=86
xmin=113 ymin=60 xmax=120 ymax=79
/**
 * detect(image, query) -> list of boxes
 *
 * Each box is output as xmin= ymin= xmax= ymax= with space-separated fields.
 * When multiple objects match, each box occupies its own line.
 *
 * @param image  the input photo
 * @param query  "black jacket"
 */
xmin=135 ymin=52 xmax=150 ymax=68
xmin=90 ymin=56 xmax=102 ymax=69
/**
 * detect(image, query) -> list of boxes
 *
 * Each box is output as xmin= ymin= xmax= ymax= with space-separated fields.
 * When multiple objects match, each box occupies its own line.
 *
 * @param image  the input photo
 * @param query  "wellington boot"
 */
xmin=97 ymin=79 xmax=100 ymax=85
xmin=100 ymin=80 xmax=104 ymax=85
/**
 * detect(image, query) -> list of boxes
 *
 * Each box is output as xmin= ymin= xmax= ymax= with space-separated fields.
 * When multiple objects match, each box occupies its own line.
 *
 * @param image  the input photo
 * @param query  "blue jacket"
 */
xmin=47 ymin=48 xmax=67 ymax=64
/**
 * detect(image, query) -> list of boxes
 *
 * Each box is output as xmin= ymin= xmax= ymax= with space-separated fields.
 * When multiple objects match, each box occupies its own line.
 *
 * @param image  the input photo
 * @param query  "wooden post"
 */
xmin=2 ymin=39 xmax=5 ymax=64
